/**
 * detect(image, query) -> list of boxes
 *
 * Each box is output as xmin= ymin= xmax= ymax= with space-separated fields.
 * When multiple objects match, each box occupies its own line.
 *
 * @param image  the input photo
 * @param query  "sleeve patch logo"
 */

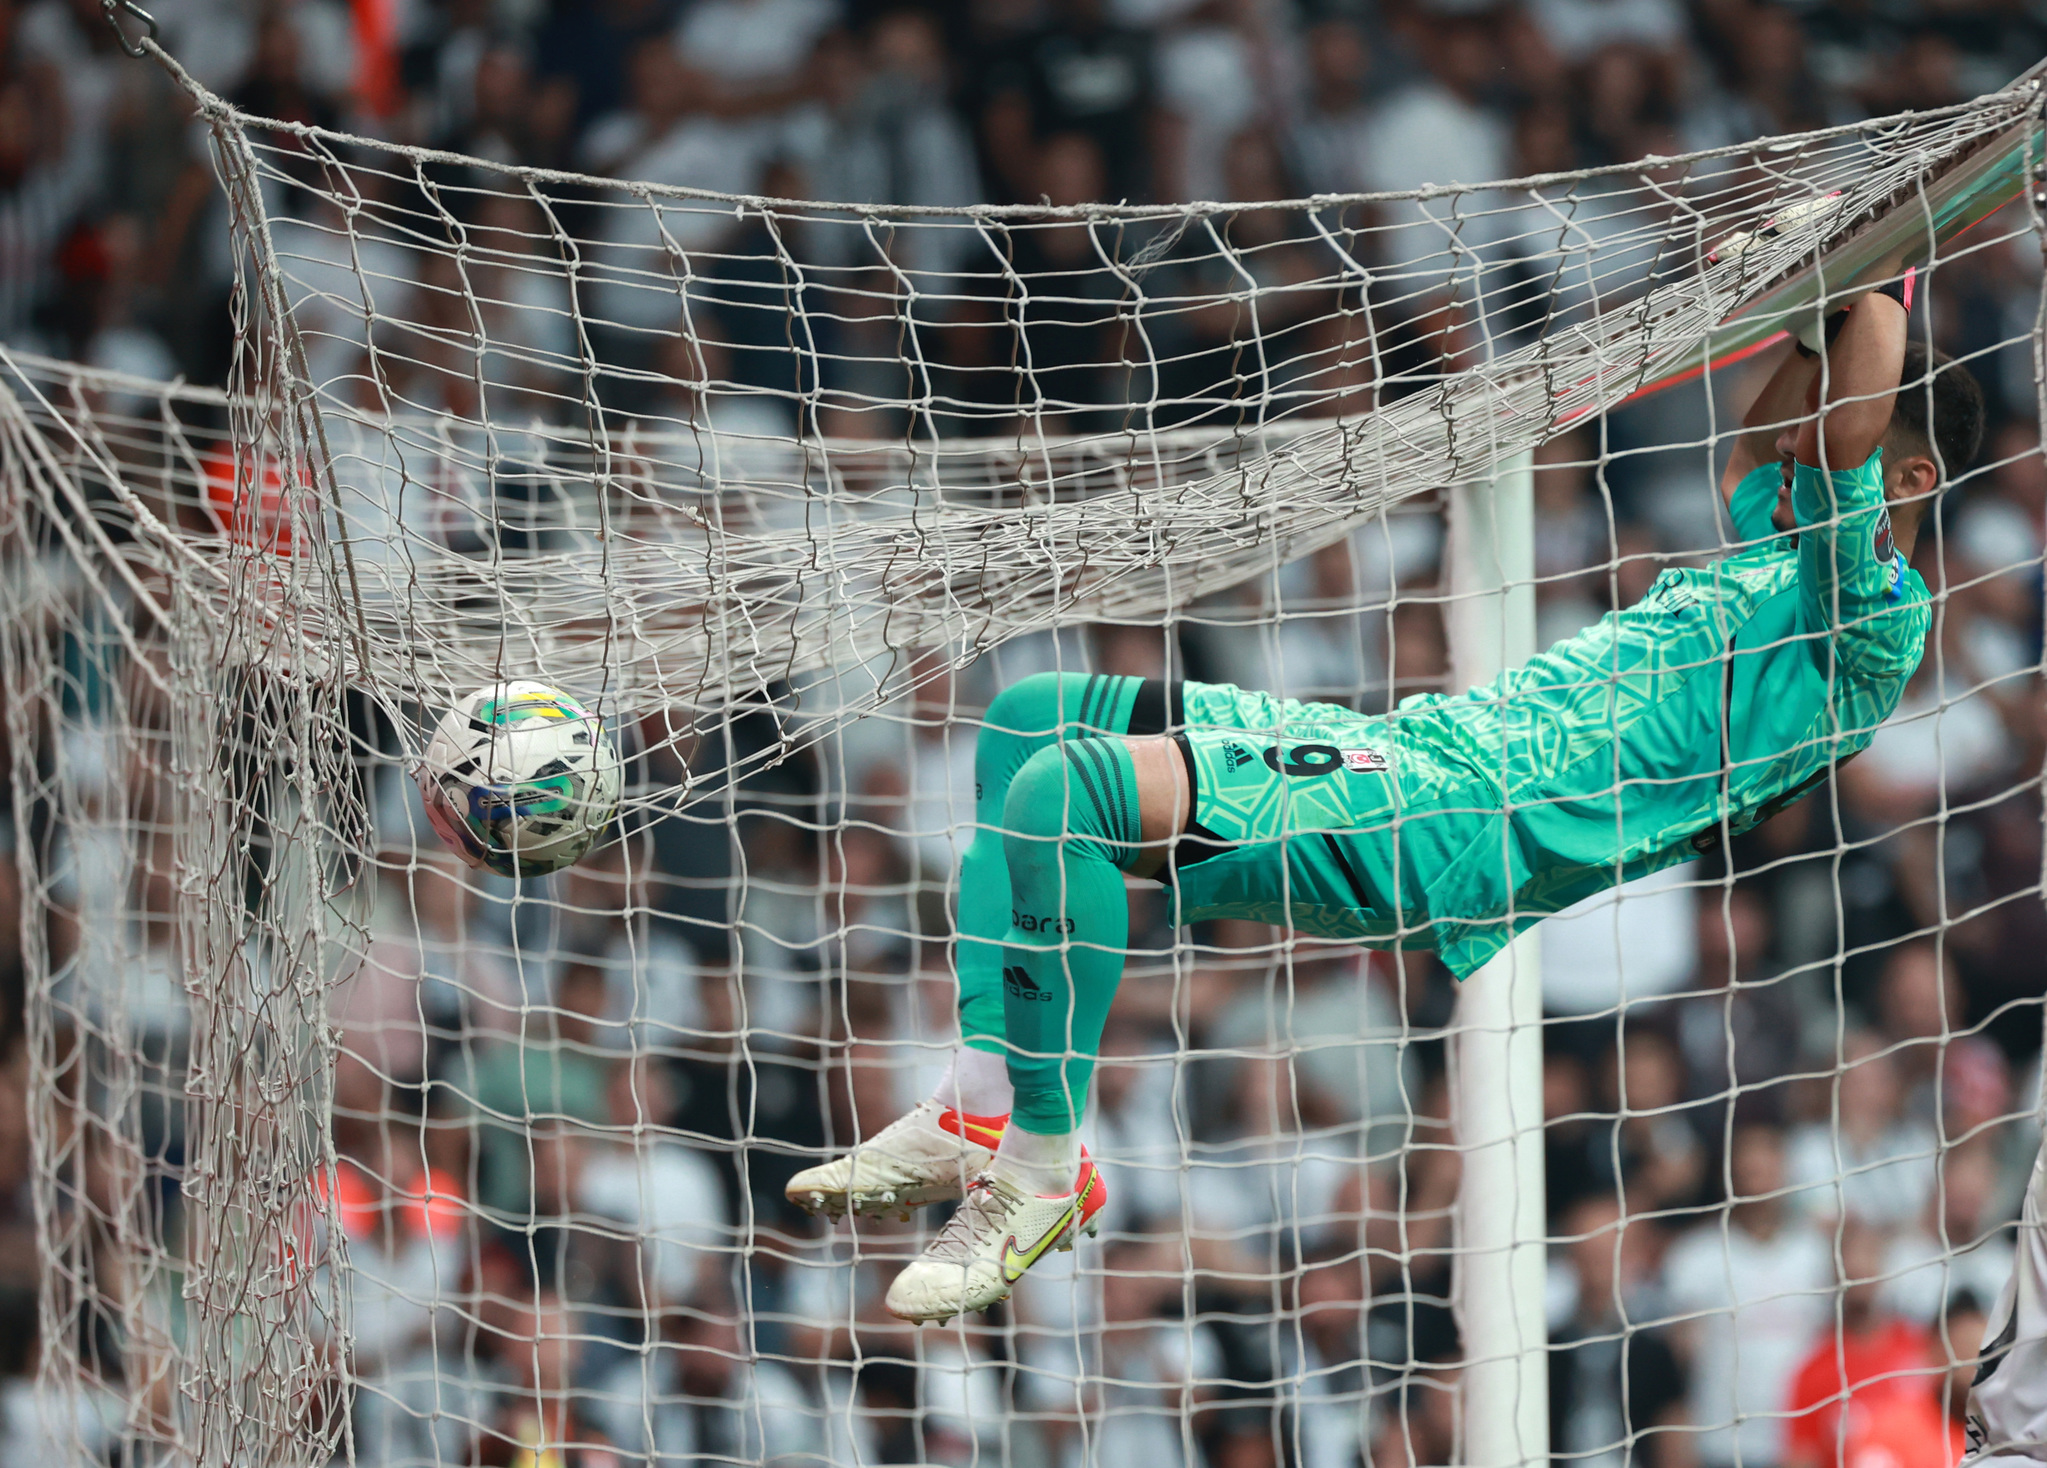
xmin=1873 ymin=508 xmax=1896 ymax=565
xmin=1342 ymin=748 xmax=1390 ymax=773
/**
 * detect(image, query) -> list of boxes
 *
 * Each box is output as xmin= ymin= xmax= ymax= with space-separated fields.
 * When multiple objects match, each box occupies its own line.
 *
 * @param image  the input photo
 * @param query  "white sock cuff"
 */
xmin=993 ymin=1125 xmax=1079 ymax=1194
xmin=933 ymin=1047 xmax=1015 ymax=1116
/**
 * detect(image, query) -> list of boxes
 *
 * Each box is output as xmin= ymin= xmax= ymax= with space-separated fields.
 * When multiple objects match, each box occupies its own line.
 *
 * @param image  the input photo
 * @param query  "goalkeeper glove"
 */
xmin=1790 ymin=268 xmax=1916 ymax=357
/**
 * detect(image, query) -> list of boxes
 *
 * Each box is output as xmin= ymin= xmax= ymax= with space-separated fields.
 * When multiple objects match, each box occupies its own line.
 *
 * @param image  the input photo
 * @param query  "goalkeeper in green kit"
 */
xmin=787 ymin=256 xmax=1985 ymax=1324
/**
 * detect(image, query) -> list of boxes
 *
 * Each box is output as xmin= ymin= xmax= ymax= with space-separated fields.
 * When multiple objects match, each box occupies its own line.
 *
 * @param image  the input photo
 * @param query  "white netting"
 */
xmin=0 ymin=47 xmax=2043 ymax=1468
xmin=150 ymin=64 xmax=2047 ymax=754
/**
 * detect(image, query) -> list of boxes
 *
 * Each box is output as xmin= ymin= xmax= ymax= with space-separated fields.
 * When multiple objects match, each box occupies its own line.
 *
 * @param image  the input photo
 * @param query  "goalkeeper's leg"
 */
xmin=886 ymin=696 xmax=1416 ymax=1322
xmin=884 ymin=734 xmax=1142 ymax=1321
xmin=787 ymin=671 xmax=1165 ymax=1220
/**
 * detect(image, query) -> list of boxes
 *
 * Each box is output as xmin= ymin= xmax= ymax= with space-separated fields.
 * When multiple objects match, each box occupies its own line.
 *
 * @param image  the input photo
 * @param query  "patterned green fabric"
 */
xmin=1172 ymin=449 xmax=1928 ymax=979
xmin=1171 ymin=692 xmax=1468 ymax=953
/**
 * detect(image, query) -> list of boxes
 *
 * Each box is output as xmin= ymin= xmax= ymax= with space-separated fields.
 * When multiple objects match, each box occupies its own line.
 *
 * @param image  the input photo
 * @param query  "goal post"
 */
xmin=1446 ymin=449 xmax=1549 ymax=1468
xmin=1 ymin=43 xmax=2044 ymax=1468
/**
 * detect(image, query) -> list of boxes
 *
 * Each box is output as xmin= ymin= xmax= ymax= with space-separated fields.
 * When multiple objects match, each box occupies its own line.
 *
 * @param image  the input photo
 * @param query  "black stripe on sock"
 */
xmin=1073 ymin=739 xmax=1135 ymax=851
xmin=1101 ymin=739 xmax=1134 ymax=848
xmin=1060 ymin=743 xmax=1111 ymax=848
xmin=1127 ymin=679 xmax=1183 ymax=737
xmin=1106 ymin=673 xmax=1135 ymax=731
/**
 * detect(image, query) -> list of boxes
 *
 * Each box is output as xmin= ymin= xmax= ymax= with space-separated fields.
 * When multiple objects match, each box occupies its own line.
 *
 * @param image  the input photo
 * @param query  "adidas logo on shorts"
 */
xmin=1222 ymin=742 xmax=1254 ymax=771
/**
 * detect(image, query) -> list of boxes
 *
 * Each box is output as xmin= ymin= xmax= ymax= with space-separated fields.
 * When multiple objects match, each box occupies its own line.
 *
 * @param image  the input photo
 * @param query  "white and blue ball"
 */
xmin=416 ymin=680 xmax=622 ymax=878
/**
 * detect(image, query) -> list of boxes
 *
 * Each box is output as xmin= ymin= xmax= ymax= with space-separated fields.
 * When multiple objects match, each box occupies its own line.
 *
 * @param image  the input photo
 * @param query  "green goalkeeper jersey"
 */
xmin=1384 ymin=447 xmax=1928 ymax=975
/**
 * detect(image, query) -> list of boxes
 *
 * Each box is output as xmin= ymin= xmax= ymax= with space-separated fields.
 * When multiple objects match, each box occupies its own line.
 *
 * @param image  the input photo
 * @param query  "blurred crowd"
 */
xmin=0 ymin=470 xmax=2039 ymax=1468
xmin=0 ymin=0 xmax=2044 ymax=1465
xmin=2 ymin=0 xmax=2044 ymax=391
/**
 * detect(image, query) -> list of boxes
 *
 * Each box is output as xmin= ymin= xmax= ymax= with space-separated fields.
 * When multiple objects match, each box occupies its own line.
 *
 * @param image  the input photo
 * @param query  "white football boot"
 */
xmin=884 ymin=1155 xmax=1107 ymax=1323
xmin=785 ymin=1099 xmax=1007 ymax=1222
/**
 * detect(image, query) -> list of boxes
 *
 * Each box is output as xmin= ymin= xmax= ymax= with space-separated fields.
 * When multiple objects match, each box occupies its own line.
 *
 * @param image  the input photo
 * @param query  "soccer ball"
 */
xmin=415 ymin=681 xmax=623 ymax=879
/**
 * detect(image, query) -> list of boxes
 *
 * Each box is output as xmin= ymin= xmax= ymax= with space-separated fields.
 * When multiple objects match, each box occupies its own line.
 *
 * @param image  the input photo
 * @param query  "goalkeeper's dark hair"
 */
xmin=1889 ymin=341 xmax=1985 ymax=485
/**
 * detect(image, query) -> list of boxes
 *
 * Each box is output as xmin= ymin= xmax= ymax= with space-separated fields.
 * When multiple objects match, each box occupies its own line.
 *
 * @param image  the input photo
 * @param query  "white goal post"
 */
xmin=1447 ymin=449 xmax=1547 ymax=1468
xmin=0 ymin=39 xmax=2042 ymax=1468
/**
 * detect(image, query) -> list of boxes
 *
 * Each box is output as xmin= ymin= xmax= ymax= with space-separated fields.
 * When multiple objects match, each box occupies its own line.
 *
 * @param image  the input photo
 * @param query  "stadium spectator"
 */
xmin=1086 ymin=1234 xmax=1230 ymax=1466
xmin=1545 ymin=1047 xmax=1601 ymax=1224
xmin=644 ymin=329 xmax=796 ymax=439
xmin=1875 ymin=1146 xmax=2022 ymax=1326
xmin=1784 ymin=1029 xmax=1938 ymax=1229
xmin=1286 ymin=19 xmax=1377 ymax=196
xmin=451 ymin=959 xmax=613 ymax=1220
xmin=1287 ymin=1253 xmax=1372 ymax=1468
xmin=356 ymin=852 xmax=518 ymax=1050
xmin=325 ymin=1053 xmax=468 ymax=1375
xmin=1204 ymin=941 xmax=1414 ymax=1143
xmin=1882 ymin=1144 xmax=2015 ymax=1327
xmin=0 ymin=0 xmax=94 ymax=352
xmin=574 ymin=1057 xmax=730 ymax=1311
xmin=470 ymin=1292 xmax=621 ymax=1467
xmin=1183 ymin=1045 xmax=1357 ymax=1289
xmin=791 ymin=14 xmax=984 ymax=275
xmin=1081 ymin=1019 xmax=1186 ymax=1236
xmin=1690 ymin=2 xmax=1829 ymax=143
xmin=1781 ymin=1221 xmax=1938 ymax=1468
xmin=229 ymin=12 xmax=342 ymax=150
xmin=588 ymin=1293 xmax=823 ymax=1462
xmin=1144 ymin=0 xmax=1287 ymax=205
xmin=780 ymin=1234 xmax=922 ymax=1461
xmin=0 ymin=1040 xmax=27 ymax=1290
xmin=1575 ymin=43 xmax=1680 ymax=166
xmin=1672 ymin=885 xmax=1806 ymax=1127
xmin=428 ymin=35 xmax=558 ymax=174
xmin=1539 ymin=862 xmax=1701 ymax=1019
xmin=1369 ymin=1366 xmax=1460 ymax=1468
xmin=979 ymin=0 xmax=1163 ymax=204
xmin=1663 ymin=1124 xmax=1833 ymax=1468
xmin=1357 ymin=13 xmax=1508 ymax=199
xmin=533 ymin=0 xmax=676 ymax=139
xmin=1550 ymin=1194 xmax=1686 ymax=1465
xmin=1531 ymin=0 xmax=1684 ymax=66
xmin=1559 ymin=1023 xmax=1706 ymax=1218
xmin=0 ymin=1281 xmax=117 ymax=1467
xmin=677 ymin=0 xmax=837 ymax=91
xmin=1876 ymin=941 xmax=1965 ymax=1120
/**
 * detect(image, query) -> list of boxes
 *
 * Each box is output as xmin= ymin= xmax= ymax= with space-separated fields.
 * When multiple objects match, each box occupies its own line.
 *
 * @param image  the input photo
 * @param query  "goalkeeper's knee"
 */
xmin=975 ymin=672 xmax=1097 ymax=805
xmin=999 ymin=738 xmax=1138 ymax=1134
xmin=984 ymin=670 xmax=1070 ymax=736
xmin=1001 ymin=739 xmax=1142 ymax=873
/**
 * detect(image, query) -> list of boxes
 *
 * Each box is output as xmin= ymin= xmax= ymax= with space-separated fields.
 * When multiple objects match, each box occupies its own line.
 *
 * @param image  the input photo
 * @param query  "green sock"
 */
xmin=956 ymin=672 xmax=1141 ymax=1062
xmin=998 ymin=737 xmax=1140 ymax=1136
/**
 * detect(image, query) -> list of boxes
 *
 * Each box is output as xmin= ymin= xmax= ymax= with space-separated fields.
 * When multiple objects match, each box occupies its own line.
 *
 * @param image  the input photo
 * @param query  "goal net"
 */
xmin=0 ymin=51 xmax=2042 ymax=1468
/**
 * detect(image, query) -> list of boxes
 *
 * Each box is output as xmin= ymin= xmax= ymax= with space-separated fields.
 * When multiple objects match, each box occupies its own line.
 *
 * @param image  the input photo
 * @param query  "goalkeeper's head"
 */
xmin=1880 ymin=341 xmax=1985 ymax=505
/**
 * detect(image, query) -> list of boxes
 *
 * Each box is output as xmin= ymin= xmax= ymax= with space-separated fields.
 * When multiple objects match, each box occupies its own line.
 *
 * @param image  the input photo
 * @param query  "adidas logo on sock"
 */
xmin=1223 ymin=742 xmax=1254 ymax=771
xmin=1003 ymin=966 xmax=1051 ymax=1001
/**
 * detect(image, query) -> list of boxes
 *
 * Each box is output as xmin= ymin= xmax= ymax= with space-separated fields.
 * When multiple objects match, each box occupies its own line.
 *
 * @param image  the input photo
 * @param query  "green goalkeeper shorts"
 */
xmin=1163 ymin=680 xmax=1498 ymax=949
